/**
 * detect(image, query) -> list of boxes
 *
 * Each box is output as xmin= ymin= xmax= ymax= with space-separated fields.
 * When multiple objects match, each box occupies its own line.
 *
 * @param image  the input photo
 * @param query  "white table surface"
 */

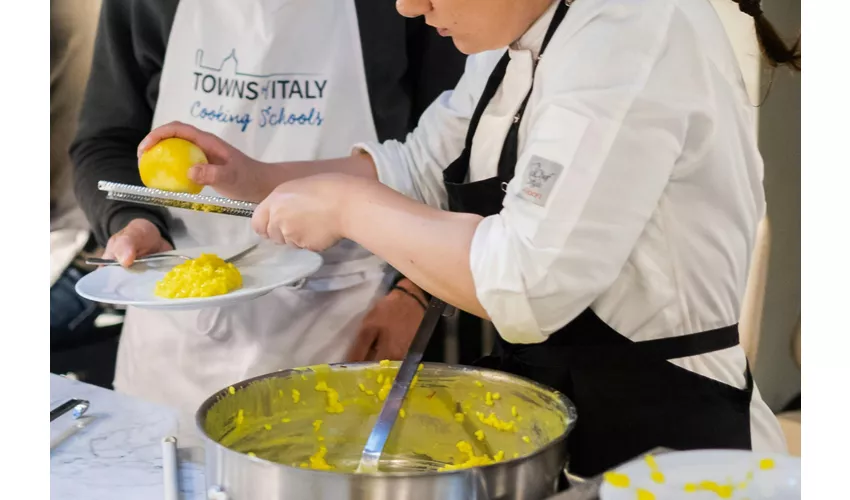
xmin=50 ymin=374 xmax=206 ymax=499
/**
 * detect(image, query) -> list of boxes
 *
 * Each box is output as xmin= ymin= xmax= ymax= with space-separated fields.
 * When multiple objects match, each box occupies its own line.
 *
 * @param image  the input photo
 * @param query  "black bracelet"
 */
xmin=391 ymin=285 xmax=428 ymax=310
xmin=390 ymin=271 xmax=432 ymax=302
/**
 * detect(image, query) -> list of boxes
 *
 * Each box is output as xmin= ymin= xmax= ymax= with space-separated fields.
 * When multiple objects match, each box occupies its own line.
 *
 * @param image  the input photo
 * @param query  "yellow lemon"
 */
xmin=139 ymin=138 xmax=207 ymax=193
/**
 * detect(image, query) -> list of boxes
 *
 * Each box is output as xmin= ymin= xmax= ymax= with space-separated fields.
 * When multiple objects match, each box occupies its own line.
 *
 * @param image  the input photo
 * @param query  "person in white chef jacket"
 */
xmin=70 ymin=0 xmax=466 ymax=424
xmin=139 ymin=0 xmax=800 ymax=476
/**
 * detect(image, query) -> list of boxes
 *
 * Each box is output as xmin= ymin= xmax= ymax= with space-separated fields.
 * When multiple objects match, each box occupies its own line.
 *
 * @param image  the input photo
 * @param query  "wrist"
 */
xmin=336 ymin=176 xmax=366 ymax=241
xmin=395 ymin=276 xmax=432 ymax=302
xmin=391 ymin=282 xmax=427 ymax=310
xmin=256 ymin=161 xmax=287 ymax=200
xmin=395 ymin=278 xmax=427 ymax=304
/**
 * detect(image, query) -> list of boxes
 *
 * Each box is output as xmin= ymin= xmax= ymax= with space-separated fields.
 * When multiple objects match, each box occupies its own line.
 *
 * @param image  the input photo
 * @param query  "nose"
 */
xmin=396 ymin=0 xmax=432 ymax=18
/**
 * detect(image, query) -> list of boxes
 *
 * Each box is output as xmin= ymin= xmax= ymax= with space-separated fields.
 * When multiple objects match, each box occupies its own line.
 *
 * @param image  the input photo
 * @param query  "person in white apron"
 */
xmin=70 ymin=0 xmax=466 ymax=422
xmin=139 ymin=0 xmax=800 ymax=475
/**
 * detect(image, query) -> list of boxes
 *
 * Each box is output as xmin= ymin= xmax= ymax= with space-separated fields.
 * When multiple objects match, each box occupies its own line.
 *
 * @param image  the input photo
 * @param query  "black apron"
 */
xmin=442 ymin=1 xmax=754 ymax=478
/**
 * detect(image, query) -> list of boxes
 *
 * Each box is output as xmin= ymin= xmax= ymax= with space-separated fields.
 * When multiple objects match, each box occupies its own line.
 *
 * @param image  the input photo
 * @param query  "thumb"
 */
xmin=110 ymin=235 xmax=138 ymax=268
xmin=138 ymin=121 xmax=231 ymax=164
xmin=189 ymin=163 xmax=235 ymax=186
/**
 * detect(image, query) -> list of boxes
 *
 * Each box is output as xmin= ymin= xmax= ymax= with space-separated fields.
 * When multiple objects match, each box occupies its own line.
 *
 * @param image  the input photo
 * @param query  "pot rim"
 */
xmin=194 ymin=361 xmax=578 ymax=478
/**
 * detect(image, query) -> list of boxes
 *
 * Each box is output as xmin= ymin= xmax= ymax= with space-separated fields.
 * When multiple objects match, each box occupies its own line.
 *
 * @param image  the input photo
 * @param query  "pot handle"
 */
xmin=564 ymin=467 xmax=588 ymax=485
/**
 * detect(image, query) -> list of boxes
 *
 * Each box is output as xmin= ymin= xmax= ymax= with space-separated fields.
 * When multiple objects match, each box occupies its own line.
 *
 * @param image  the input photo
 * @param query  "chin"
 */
xmin=450 ymin=36 xmax=488 ymax=56
xmin=451 ymin=34 xmax=511 ymax=56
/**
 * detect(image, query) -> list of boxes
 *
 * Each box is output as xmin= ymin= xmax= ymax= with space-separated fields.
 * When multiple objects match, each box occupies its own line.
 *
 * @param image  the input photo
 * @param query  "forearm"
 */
xmin=340 ymin=178 xmax=488 ymax=318
xmin=264 ymin=152 xmax=378 ymax=193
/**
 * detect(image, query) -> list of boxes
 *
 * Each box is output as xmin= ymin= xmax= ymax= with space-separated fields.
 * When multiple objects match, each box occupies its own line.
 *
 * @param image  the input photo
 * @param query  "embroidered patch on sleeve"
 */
xmin=517 ymin=155 xmax=564 ymax=207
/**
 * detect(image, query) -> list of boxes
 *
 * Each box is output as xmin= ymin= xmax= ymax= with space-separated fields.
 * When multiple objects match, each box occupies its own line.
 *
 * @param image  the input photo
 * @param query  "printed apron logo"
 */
xmin=518 ymin=155 xmax=564 ymax=207
xmin=189 ymin=49 xmax=327 ymax=132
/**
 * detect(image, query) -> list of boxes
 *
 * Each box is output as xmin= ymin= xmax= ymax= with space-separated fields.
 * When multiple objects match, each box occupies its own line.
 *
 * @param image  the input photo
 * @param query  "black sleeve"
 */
xmin=354 ymin=0 xmax=467 ymax=142
xmin=70 ymin=0 xmax=179 ymax=247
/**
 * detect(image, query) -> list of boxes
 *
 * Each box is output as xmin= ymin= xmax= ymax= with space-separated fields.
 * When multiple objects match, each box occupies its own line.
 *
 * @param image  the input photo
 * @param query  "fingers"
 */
xmin=374 ymin=340 xmax=394 ymax=362
xmin=374 ymin=324 xmax=410 ymax=361
xmin=375 ymin=337 xmax=406 ymax=362
xmin=252 ymin=195 xmax=288 ymax=245
xmin=365 ymin=344 xmax=378 ymax=361
xmin=104 ymin=219 xmax=170 ymax=268
xmin=137 ymin=121 xmax=197 ymax=156
xmin=100 ymin=244 xmax=117 ymax=261
xmin=345 ymin=326 xmax=379 ymax=362
xmin=266 ymin=212 xmax=287 ymax=245
xmin=188 ymin=163 xmax=236 ymax=186
xmin=155 ymin=238 xmax=175 ymax=254
xmin=104 ymin=233 xmax=139 ymax=268
xmin=137 ymin=121 xmax=231 ymax=164
xmin=251 ymin=201 xmax=271 ymax=239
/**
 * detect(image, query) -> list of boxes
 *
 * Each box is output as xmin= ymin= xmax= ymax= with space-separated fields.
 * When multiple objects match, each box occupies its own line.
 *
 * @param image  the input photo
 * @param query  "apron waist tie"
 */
xmin=497 ymin=323 xmax=740 ymax=370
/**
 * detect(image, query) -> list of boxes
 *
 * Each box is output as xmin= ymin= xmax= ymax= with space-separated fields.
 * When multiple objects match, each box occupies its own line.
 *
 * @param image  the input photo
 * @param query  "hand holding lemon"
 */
xmin=136 ymin=122 xmax=276 ymax=202
xmin=137 ymin=121 xmax=381 ymax=253
xmin=105 ymin=125 xmax=272 ymax=269
xmin=138 ymin=138 xmax=208 ymax=194
xmin=104 ymin=134 xmax=211 ymax=269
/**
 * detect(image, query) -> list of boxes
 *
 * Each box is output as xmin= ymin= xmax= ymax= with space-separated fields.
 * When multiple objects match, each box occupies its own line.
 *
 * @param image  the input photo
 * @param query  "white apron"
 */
xmin=114 ymin=0 xmax=388 ymax=426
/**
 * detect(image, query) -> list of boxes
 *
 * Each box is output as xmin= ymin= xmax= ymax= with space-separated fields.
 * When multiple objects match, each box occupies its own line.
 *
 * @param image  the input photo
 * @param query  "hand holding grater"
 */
xmin=98 ymin=181 xmax=257 ymax=218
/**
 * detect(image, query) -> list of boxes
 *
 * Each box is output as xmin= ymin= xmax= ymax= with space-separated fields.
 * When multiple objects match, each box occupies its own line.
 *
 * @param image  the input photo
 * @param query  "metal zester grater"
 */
xmin=98 ymin=181 xmax=257 ymax=217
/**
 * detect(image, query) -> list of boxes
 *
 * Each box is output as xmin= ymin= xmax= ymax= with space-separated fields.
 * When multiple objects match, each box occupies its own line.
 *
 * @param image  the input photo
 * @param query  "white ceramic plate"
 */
xmin=75 ymin=243 xmax=323 ymax=310
xmin=599 ymin=449 xmax=800 ymax=500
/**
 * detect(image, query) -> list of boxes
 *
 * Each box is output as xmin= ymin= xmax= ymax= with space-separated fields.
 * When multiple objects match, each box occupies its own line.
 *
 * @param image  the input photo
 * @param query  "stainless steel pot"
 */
xmin=196 ymin=362 xmax=577 ymax=500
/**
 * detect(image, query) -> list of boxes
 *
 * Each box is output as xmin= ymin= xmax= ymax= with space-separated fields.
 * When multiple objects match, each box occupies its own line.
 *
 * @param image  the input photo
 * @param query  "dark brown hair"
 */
xmin=732 ymin=0 xmax=801 ymax=71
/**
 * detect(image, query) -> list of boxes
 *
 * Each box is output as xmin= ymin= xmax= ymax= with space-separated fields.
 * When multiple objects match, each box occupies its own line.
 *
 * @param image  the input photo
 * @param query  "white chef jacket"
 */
xmin=357 ymin=0 xmax=786 ymax=452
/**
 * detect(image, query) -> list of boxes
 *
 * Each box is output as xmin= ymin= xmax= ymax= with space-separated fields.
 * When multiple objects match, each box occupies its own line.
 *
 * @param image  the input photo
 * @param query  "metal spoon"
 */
xmin=86 ymin=243 xmax=259 ymax=267
xmin=85 ymin=253 xmax=191 ymax=266
xmin=356 ymin=297 xmax=454 ymax=473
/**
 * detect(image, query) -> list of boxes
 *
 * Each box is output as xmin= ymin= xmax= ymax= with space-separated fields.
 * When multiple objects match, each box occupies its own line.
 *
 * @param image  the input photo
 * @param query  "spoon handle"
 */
xmin=357 ymin=297 xmax=447 ymax=473
xmin=85 ymin=254 xmax=185 ymax=266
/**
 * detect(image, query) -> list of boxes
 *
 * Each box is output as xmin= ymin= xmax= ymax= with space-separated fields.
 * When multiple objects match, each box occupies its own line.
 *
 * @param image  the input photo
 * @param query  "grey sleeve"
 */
xmin=70 ymin=0 xmax=179 ymax=246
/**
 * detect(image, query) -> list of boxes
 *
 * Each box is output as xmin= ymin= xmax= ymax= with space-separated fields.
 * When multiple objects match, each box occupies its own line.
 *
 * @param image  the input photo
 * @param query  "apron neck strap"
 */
xmin=539 ymin=0 xmax=569 ymax=60
xmin=461 ymin=0 xmax=571 ymax=177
